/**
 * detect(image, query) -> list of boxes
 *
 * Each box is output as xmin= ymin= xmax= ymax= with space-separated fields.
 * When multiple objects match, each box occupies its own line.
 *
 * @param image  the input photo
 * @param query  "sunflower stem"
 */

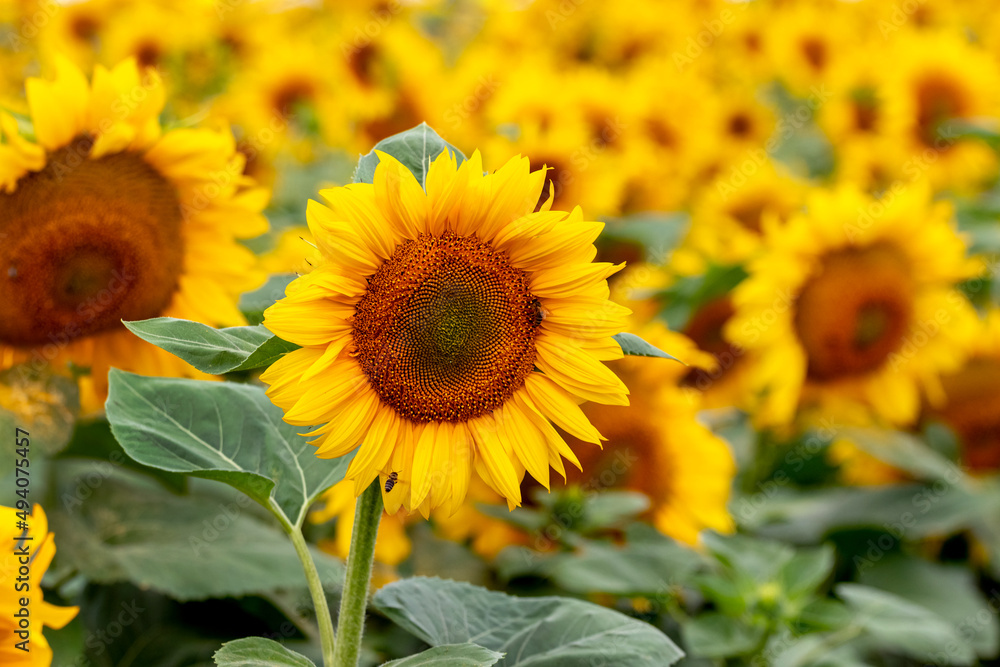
xmin=276 ymin=503 xmax=337 ymax=667
xmin=333 ymin=479 xmax=383 ymax=667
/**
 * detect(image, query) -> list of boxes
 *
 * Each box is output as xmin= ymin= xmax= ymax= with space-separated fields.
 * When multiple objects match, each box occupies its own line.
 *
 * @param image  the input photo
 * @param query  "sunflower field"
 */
xmin=4 ymin=0 xmax=1000 ymax=665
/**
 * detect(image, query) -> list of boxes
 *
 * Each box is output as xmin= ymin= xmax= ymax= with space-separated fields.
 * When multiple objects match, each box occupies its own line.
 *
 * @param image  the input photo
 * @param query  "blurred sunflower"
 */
xmin=0 ymin=57 xmax=268 ymax=408
xmin=262 ymin=150 xmax=630 ymax=516
xmin=679 ymin=163 xmax=806 ymax=269
xmin=556 ymin=324 xmax=735 ymax=545
xmin=0 ymin=505 xmax=78 ymax=666
xmin=925 ymin=310 xmax=1000 ymax=472
xmin=726 ymin=186 xmax=978 ymax=427
xmin=882 ymin=31 xmax=1000 ymax=190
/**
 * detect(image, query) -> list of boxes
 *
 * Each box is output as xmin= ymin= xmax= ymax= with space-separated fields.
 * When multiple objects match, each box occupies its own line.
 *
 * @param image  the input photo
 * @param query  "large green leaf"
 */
xmin=540 ymin=530 xmax=703 ymax=596
xmin=382 ymin=644 xmax=504 ymax=666
xmin=49 ymin=463 xmax=343 ymax=601
xmin=683 ymin=614 xmax=764 ymax=659
xmin=354 ymin=123 xmax=466 ymax=188
xmin=836 ymin=583 xmax=975 ymax=665
xmin=106 ymin=369 xmax=351 ymax=528
xmin=859 ymin=555 xmax=999 ymax=658
xmin=214 ymin=638 xmax=316 ymax=666
xmin=373 ymin=577 xmax=684 ymax=666
xmin=124 ymin=318 xmax=298 ymax=375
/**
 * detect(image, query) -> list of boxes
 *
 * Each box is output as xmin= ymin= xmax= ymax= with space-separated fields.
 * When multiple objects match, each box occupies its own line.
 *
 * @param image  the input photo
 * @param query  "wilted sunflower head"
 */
xmin=262 ymin=149 xmax=631 ymax=516
xmin=0 ymin=56 xmax=268 ymax=407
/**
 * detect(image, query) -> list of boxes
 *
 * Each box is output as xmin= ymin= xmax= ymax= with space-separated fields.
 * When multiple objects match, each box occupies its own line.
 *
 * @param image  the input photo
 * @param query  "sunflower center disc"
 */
xmin=353 ymin=232 xmax=541 ymax=422
xmin=0 ymin=137 xmax=184 ymax=346
xmin=794 ymin=244 xmax=913 ymax=380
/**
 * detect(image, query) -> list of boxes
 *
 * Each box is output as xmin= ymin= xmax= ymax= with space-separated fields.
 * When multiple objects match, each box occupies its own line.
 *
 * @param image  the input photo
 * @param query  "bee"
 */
xmin=384 ymin=471 xmax=398 ymax=493
xmin=530 ymin=298 xmax=544 ymax=328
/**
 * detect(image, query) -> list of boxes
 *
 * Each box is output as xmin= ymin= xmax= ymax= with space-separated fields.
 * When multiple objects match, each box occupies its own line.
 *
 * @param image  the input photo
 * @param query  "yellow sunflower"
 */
xmin=0 ymin=505 xmax=78 ymax=666
xmin=0 ymin=57 xmax=267 ymax=408
xmin=726 ymin=185 xmax=978 ymax=427
xmin=679 ymin=162 xmax=807 ymax=270
xmin=555 ymin=323 xmax=735 ymax=545
xmin=262 ymin=149 xmax=630 ymax=516
xmin=925 ymin=310 xmax=1000 ymax=473
xmin=881 ymin=31 xmax=1000 ymax=190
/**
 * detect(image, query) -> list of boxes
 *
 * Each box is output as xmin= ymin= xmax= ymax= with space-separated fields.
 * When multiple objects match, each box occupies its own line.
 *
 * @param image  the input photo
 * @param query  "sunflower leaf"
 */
xmin=105 ymin=369 xmax=352 ymax=528
xmin=613 ymin=332 xmax=681 ymax=361
xmin=381 ymin=644 xmax=504 ymax=666
xmin=214 ymin=637 xmax=317 ymax=666
xmin=123 ymin=317 xmax=299 ymax=374
xmin=836 ymin=583 xmax=976 ymax=665
xmin=49 ymin=462 xmax=343 ymax=602
xmin=354 ymin=123 xmax=467 ymax=188
xmin=372 ymin=577 xmax=684 ymax=666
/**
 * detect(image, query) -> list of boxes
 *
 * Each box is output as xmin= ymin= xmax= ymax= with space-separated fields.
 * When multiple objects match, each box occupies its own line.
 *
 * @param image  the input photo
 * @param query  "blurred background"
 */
xmin=5 ymin=0 xmax=1000 ymax=665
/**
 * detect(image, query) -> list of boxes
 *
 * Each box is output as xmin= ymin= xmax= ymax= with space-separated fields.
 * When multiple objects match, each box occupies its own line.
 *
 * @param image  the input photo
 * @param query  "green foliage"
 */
xmin=214 ymin=638 xmax=317 ymax=666
xmin=106 ymin=369 xmax=351 ymax=528
xmin=354 ymin=123 xmax=467 ymax=188
xmin=48 ymin=463 xmax=343 ymax=600
xmin=124 ymin=318 xmax=299 ymax=375
xmin=657 ymin=263 xmax=748 ymax=330
xmin=373 ymin=577 xmax=685 ymax=666
xmin=380 ymin=644 xmax=504 ymax=666
xmin=613 ymin=332 xmax=680 ymax=361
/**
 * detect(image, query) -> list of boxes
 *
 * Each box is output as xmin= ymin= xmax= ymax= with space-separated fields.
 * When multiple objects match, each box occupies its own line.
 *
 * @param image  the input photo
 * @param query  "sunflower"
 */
xmin=554 ymin=323 xmax=735 ymax=545
xmin=679 ymin=162 xmax=806 ymax=270
xmin=262 ymin=149 xmax=630 ymax=515
xmin=924 ymin=310 xmax=1000 ymax=473
xmin=726 ymin=185 xmax=978 ymax=427
xmin=881 ymin=31 xmax=1000 ymax=190
xmin=0 ymin=505 xmax=78 ymax=666
xmin=0 ymin=57 xmax=267 ymax=408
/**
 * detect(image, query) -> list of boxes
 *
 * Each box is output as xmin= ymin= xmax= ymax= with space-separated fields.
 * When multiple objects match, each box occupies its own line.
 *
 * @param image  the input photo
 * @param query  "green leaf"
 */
xmin=105 ymin=369 xmax=352 ymax=528
xmin=240 ymin=274 xmax=298 ymax=326
xmin=858 ymin=554 xmax=999 ymax=658
xmin=49 ymin=463 xmax=343 ymax=601
xmin=840 ymin=428 xmax=968 ymax=484
xmin=702 ymin=532 xmax=794 ymax=582
xmin=778 ymin=545 xmax=834 ymax=601
xmin=373 ymin=577 xmax=684 ymax=666
xmin=837 ymin=583 xmax=975 ymax=665
xmin=657 ymin=263 xmax=747 ymax=330
xmin=575 ymin=491 xmax=651 ymax=530
xmin=381 ymin=644 xmax=504 ymax=666
xmin=354 ymin=123 xmax=466 ymax=188
xmin=214 ymin=637 xmax=316 ymax=666
xmin=613 ymin=332 xmax=680 ymax=361
xmin=747 ymin=484 xmax=996 ymax=543
xmin=542 ymin=533 xmax=702 ymax=596
xmin=683 ymin=614 xmax=765 ymax=658
xmin=124 ymin=318 xmax=299 ymax=375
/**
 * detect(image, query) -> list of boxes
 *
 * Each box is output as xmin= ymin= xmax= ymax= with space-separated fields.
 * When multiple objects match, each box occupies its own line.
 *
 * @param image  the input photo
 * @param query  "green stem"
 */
xmin=333 ymin=479 xmax=383 ymax=667
xmin=274 ymin=501 xmax=337 ymax=667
